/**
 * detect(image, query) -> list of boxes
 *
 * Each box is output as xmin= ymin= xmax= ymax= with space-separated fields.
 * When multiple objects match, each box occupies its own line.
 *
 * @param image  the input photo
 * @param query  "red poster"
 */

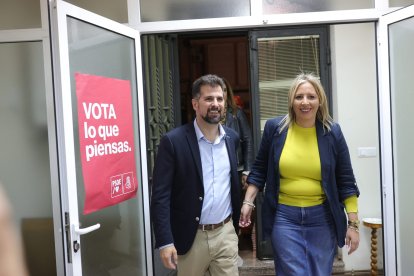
xmin=75 ymin=73 xmax=138 ymax=214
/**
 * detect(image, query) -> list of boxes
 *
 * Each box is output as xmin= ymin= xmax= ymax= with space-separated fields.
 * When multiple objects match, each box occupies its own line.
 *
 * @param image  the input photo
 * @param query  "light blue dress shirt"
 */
xmin=193 ymin=120 xmax=232 ymax=225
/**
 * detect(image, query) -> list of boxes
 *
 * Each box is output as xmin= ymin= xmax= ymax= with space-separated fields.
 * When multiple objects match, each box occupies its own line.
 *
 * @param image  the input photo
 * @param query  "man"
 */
xmin=151 ymin=74 xmax=241 ymax=276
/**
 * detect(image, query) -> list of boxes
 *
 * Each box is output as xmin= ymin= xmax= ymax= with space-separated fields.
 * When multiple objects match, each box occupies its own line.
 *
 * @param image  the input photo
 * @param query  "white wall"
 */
xmin=331 ymin=22 xmax=383 ymax=271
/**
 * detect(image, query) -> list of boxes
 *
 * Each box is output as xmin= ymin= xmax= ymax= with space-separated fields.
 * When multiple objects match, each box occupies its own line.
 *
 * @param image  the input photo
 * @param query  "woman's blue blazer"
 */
xmin=247 ymin=116 xmax=360 ymax=247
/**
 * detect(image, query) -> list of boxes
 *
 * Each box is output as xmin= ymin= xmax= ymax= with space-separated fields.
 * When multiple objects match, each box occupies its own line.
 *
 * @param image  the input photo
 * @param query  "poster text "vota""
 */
xmin=81 ymin=102 xmax=131 ymax=161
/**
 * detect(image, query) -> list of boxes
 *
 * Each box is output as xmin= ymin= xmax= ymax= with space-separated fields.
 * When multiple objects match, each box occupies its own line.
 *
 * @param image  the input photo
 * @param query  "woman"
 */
xmin=239 ymin=73 xmax=360 ymax=275
xmin=222 ymin=78 xmax=254 ymax=188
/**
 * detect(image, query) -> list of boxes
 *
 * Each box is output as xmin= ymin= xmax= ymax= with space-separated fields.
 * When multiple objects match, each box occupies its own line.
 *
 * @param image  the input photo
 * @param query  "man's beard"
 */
xmin=201 ymin=107 xmax=224 ymax=124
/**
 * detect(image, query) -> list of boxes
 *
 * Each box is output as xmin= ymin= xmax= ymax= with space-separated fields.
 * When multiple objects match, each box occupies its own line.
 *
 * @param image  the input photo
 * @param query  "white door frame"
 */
xmin=49 ymin=1 xmax=152 ymax=274
xmin=377 ymin=4 xmax=414 ymax=276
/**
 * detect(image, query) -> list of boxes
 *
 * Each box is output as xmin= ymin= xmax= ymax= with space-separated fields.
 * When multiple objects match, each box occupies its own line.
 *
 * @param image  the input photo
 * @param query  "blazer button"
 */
xmin=199 ymin=197 xmax=203 ymax=201
xmin=195 ymin=217 xmax=200 ymax=222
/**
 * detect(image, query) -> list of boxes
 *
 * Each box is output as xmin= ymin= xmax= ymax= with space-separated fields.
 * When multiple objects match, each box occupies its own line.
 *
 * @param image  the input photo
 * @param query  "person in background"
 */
xmin=239 ymin=73 xmax=360 ymax=275
xmin=151 ymin=74 xmax=241 ymax=276
xmin=221 ymin=78 xmax=255 ymax=262
xmin=221 ymin=78 xmax=254 ymax=190
xmin=0 ymin=183 xmax=29 ymax=276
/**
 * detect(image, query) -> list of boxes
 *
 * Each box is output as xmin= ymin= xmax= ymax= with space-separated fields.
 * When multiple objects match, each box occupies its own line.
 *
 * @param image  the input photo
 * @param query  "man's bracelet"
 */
xmin=243 ymin=200 xmax=255 ymax=209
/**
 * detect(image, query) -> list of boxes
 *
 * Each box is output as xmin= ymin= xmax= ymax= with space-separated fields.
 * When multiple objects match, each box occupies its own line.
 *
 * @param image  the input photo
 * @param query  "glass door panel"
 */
xmin=250 ymin=27 xmax=330 ymax=137
xmin=388 ymin=12 xmax=414 ymax=276
xmin=0 ymin=41 xmax=56 ymax=276
xmin=249 ymin=26 xmax=330 ymax=259
xmin=51 ymin=1 xmax=150 ymax=275
xmin=379 ymin=4 xmax=414 ymax=275
xmin=256 ymin=35 xmax=321 ymax=130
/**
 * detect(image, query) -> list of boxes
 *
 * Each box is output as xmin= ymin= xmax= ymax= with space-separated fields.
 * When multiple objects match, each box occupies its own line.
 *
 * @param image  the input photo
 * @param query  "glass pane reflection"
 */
xmin=389 ymin=0 xmax=414 ymax=7
xmin=140 ymin=0 xmax=250 ymax=22
xmin=0 ymin=0 xmax=41 ymax=29
xmin=263 ymin=0 xmax=373 ymax=14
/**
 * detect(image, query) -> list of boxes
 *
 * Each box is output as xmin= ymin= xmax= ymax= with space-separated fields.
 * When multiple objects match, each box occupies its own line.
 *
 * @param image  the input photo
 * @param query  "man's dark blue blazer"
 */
xmin=151 ymin=122 xmax=241 ymax=255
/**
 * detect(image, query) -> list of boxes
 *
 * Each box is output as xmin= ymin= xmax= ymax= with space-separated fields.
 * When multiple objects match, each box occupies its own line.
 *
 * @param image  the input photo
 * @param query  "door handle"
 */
xmin=71 ymin=223 xmax=100 ymax=254
xmin=74 ymin=223 xmax=100 ymax=235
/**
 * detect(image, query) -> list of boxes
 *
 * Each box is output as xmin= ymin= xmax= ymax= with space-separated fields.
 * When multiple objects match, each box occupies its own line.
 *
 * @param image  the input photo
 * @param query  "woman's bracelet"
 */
xmin=348 ymin=219 xmax=360 ymax=229
xmin=348 ymin=225 xmax=360 ymax=233
xmin=243 ymin=200 xmax=255 ymax=209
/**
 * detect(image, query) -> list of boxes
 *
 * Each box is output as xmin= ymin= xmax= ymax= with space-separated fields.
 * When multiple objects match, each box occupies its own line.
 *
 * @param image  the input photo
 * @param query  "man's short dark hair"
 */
xmin=192 ymin=74 xmax=225 ymax=99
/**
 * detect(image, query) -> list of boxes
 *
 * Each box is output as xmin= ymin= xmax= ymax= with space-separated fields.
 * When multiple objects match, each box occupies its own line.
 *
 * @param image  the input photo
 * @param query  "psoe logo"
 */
xmin=110 ymin=175 xmax=123 ymax=198
xmin=110 ymin=172 xmax=136 ymax=198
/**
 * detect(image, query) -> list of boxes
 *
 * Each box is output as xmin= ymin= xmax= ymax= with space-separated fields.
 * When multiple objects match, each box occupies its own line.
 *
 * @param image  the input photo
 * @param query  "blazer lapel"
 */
xmin=186 ymin=124 xmax=203 ymax=184
xmin=273 ymin=124 xmax=287 ymax=167
xmin=316 ymin=122 xmax=330 ymax=183
xmin=224 ymin=134 xmax=238 ymax=175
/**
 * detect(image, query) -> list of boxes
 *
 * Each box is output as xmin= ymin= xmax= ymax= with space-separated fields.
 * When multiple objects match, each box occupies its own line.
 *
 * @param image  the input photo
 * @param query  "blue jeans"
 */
xmin=271 ymin=202 xmax=336 ymax=276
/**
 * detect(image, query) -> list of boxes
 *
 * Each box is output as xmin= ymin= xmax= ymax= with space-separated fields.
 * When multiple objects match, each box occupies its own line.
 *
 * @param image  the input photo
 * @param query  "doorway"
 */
xmin=175 ymin=26 xmax=330 ymax=260
xmin=142 ymin=23 xmax=383 ymax=276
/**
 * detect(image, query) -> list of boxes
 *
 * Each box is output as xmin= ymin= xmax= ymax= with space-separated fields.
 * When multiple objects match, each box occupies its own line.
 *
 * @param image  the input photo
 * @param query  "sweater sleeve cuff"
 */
xmin=344 ymin=195 xmax=358 ymax=213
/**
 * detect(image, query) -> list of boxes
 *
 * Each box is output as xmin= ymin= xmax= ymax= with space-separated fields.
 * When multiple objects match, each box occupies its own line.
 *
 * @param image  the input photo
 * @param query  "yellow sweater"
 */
xmin=279 ymin=123 xmax=357 ymax=212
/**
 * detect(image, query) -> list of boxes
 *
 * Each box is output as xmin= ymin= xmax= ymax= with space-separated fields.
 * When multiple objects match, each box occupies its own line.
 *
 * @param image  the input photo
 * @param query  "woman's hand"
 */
xmin=345 ymin=226 xmax=360 ymax=255
xmin=239 ymin=203 xmax=253 ymax=228
xmin=346 ymin=213 xmax=360 ymax=255
xmin=239 ymin=184 xmax=259 ymax=228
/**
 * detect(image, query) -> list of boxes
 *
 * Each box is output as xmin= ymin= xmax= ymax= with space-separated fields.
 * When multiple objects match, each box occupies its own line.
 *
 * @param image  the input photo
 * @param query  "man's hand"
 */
xmin=241 ymin=175 xmax=248 ymax=190
xmin=160 ymin=245 xmax=178 ymax=270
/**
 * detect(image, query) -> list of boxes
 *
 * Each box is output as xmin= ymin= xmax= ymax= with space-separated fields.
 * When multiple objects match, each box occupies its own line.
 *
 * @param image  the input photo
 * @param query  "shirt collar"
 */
xmin=193 ymin=119 xmax=226 ymax=142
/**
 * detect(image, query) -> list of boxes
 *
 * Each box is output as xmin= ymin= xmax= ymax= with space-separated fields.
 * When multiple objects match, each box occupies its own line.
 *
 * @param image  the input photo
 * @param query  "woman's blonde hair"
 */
xmin=279 ymin=72 xmax=333 ymax=132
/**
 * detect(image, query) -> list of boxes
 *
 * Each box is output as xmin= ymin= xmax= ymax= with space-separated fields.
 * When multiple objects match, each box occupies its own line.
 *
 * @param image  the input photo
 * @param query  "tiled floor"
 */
xmin=239 ymin=250 xmax=275 ymax=276
xmin=238 ymin=232 xmax=275 ymax=275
